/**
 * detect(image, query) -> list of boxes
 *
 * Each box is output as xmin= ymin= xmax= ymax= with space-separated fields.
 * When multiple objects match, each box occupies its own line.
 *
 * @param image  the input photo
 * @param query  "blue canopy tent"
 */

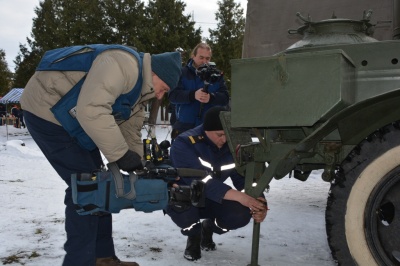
xmin=0 ymin=88 xmax=24 ymax=139
xmin=0 ymin=88 xmax=24 ymax=104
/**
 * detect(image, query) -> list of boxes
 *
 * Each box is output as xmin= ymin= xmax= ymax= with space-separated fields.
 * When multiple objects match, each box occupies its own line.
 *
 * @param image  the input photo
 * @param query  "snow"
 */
xmin=0 ymin=124 xmax=336 ymax=265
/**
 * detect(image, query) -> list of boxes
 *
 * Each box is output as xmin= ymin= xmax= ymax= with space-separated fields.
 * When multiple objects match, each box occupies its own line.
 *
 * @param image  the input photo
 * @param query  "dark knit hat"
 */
xmin=203 ymin=106 xmax=227 ymax=131
xmin=151 ymin=52 xmax=182 ymax=89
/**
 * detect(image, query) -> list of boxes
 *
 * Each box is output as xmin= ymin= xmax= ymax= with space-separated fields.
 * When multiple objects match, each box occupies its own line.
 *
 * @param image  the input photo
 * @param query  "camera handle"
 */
xmin=197 ymin=81 xmax=210 ymax=119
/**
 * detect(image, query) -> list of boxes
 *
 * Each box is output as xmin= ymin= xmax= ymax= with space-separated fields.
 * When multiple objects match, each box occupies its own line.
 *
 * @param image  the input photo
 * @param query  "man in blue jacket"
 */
xmin=168 ymin=43 xmax=229 ymax=140
xmin=166 ymin=107 xmax=268 ymax=261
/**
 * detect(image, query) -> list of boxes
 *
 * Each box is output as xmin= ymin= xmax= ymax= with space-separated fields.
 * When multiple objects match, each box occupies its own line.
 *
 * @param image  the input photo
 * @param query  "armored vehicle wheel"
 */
xmin=326 ymin=123 xmax=400 ymax=266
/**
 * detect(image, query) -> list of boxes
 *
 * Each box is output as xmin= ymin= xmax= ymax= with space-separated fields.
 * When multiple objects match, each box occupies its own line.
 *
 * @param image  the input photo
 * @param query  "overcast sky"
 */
xmin=0 ymin=0 xmax=248 ymax=70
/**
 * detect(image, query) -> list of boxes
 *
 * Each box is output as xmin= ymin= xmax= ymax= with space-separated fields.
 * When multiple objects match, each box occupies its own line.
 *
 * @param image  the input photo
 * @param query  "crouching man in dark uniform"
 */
xmin=166 ymin=106 xmax=268 ymax=261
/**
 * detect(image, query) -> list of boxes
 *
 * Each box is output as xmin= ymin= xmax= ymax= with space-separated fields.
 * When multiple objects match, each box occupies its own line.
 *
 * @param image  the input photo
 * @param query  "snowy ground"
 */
xmin=0 ymin=124 xmax=336 ymax=266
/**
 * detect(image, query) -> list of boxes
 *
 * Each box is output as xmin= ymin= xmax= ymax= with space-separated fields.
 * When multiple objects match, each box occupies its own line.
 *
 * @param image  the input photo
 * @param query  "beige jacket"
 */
xmin=21 ymin=49 xmax=155 ymax=162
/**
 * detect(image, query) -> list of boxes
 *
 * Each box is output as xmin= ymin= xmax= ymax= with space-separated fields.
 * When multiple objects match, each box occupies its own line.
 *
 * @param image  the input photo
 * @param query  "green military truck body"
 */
xmin=223 ymin=5 xmax=400 ymax=265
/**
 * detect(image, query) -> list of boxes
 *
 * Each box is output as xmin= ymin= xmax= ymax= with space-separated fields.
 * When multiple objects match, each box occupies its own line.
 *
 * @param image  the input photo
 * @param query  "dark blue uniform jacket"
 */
xmin=170 ymin=124 xmax=245 ymax=203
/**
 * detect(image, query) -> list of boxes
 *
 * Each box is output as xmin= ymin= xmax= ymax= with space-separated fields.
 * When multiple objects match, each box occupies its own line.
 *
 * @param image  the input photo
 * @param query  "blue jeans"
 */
xmin=24 ymin=111 xmax=115 ymax=266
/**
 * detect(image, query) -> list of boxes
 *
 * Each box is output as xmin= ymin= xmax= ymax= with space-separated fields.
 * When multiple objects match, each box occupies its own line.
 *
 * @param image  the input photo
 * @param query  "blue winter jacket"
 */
xmin=170 ymin=124 xmax=245 ymax=203
xmin=168 ymin=59 xmax=229 ymax=133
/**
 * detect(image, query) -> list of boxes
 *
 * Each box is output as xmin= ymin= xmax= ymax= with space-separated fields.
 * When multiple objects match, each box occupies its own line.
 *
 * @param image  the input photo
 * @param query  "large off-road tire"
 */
xmin=326 ymin=123 xmax=400 ymax=266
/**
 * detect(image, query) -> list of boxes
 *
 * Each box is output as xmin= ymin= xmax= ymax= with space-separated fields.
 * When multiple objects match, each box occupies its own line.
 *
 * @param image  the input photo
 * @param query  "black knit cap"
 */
xmin=203 ymin=106 xmax=227 ymax=131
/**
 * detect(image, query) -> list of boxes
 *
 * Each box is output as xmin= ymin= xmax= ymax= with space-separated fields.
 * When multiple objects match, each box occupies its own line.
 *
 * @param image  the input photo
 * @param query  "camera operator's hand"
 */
xmin=144 ymin=160 xmax=156 ymax=170
xmin=116 ymin=150 xmax=144 ymax=172
xmin=194 ymin=88 xmax=210 ymax=103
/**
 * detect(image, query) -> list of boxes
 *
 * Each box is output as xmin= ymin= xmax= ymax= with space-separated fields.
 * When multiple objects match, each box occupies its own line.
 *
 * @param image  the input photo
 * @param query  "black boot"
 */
xmin=201 ymin=219 xmax=216 ymax=251
xmin=184 ymin=234 xmax=201 ymax=261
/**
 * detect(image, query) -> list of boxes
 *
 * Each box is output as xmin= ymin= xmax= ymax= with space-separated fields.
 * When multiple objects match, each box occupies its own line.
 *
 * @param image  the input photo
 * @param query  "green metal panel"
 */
xmin=230 ymin=50 xmax=355 ymax=127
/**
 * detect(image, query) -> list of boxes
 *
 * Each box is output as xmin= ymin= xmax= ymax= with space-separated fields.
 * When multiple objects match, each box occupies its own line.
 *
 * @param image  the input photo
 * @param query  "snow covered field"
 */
xmin=0 ymin=124 xmax=336 ymax=265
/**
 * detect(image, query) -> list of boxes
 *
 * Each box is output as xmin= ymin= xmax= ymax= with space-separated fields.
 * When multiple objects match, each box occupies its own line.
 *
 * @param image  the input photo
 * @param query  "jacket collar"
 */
xmin=139 ymin=53 xmax=156 ymax=103
xmin=187 ymin=59 xmax=197 ymax=73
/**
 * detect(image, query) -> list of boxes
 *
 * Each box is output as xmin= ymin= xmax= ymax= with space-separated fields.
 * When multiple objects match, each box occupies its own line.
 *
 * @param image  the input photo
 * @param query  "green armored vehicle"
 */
xmin=221 ymin=1 xmax=400 ymax=265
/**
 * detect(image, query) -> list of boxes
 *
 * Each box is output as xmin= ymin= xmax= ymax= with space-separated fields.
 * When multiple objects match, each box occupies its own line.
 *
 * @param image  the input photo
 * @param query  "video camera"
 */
xmin=72 ymin=135 xmax=208 ymax=215
xmin=195 ymin=62 xmax=223 ymax=85
xmin=140 ymin=136 xmax=207 ymax=208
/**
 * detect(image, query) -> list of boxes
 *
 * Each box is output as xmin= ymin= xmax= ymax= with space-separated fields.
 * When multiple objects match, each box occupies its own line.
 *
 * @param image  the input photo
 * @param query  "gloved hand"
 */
xmin=116 ymin=150 xmax=144 ymax=172
xmin=144 ymin=160 xmax=156 ymax=170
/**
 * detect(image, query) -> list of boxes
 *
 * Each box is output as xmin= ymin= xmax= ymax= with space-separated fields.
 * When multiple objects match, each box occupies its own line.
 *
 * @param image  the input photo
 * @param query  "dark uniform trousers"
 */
xmin=166 ymin=198 xmax=252 ymax=236
xmin=24 ymin=111 xmax=115 ymax=266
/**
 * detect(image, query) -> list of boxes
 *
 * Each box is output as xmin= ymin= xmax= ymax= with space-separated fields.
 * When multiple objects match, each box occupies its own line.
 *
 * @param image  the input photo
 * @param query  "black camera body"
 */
xmin=169 ymin=179 xmax=206 ymax=209
xmin=195 ymin=62 xmax=223 ymax=85
xmin=142 ymin=136 xmax=206 ymax=209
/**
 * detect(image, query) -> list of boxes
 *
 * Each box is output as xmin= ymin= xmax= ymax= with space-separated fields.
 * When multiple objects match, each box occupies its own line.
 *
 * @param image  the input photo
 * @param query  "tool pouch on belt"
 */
xmin=71 ymin=163 xmax=168 ymax=215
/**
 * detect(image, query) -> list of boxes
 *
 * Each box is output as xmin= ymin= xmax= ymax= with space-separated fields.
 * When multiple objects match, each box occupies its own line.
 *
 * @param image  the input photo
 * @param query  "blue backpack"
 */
xmin=37 ymin=44 xmax=144 ymax=150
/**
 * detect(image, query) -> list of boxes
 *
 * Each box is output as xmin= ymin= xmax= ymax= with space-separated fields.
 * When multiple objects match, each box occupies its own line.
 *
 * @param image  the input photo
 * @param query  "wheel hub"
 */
xmin=365 ymin=167 xmax=400 ymax=265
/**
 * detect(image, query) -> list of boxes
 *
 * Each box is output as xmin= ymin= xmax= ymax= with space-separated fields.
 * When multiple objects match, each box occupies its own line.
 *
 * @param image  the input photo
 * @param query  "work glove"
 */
xmin=144 ymin=160 xmax=156 ymax=170
xmin=116 ymin=150 xmax=144 ymax=172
